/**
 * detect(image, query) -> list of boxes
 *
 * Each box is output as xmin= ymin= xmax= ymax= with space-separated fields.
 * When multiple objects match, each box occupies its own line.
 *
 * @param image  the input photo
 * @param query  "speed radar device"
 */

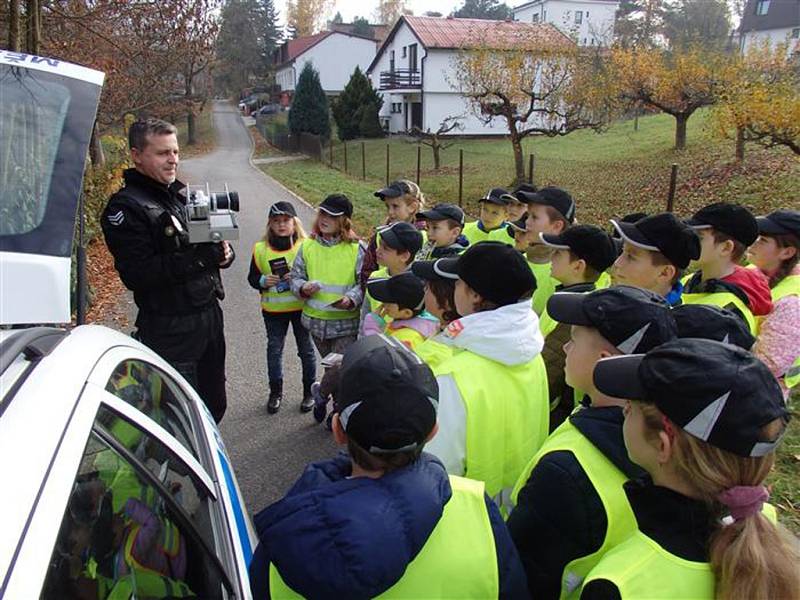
xmin=0 ymin=50 xmax=104 ymax=325
xmin=185 ymin=183 xmax=240 ymax=243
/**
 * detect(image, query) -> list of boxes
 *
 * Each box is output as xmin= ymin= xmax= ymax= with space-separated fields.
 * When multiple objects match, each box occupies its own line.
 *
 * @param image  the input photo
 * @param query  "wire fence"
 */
xmin=253 ymin=113 xmax=786 ymax=225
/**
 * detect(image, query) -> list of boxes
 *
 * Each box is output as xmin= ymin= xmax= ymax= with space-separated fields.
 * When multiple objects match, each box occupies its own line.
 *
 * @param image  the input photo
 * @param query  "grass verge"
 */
xmin=769 ymin=395 xmax=800 ymax=534
xmin=178 ymin=107 xmax=216 ymax=157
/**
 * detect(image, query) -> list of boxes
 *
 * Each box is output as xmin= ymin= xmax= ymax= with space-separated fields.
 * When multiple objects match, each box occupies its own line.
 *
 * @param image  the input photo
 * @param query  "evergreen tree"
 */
xmin=352 ymin=16 xmax=372 ymax=37
xmin=257 ymin=0 xmax=283 ymax=72
xmin=451 ymin=0 xmax=511 ymax=20
xmin=358 ymin=103 xmax=384 ymax=138
xmin=332 ymin=11 xmax=344 ymax=23
xmin=289 ymin=62 xmax=331 ymax=138
xmin=331 ymin=66 xmax=384 ymax=140
xmin=216 ymin=0 xmax=263 ymax=90
xmin=663 ymin=0 xmax=731 ymax=49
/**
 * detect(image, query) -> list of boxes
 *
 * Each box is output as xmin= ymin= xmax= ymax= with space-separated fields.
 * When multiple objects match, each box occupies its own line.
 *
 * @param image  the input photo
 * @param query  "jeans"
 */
xmin=262 ymin=310 xmax=317 ymax=390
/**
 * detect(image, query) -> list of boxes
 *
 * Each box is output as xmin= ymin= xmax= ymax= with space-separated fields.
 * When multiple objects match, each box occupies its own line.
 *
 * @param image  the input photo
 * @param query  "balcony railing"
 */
xmin=379 ymin=69 xmax=421 ymax=90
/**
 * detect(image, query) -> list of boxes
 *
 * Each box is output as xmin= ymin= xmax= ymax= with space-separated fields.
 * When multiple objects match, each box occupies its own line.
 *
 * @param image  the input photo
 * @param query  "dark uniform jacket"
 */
xmin=101 ymin=169 xmax=231 ymax=316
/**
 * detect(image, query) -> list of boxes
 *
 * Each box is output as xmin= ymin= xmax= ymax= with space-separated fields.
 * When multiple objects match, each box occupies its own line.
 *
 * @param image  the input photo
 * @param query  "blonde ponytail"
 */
xmin=640 ymin=404 xmax=800 ymax=600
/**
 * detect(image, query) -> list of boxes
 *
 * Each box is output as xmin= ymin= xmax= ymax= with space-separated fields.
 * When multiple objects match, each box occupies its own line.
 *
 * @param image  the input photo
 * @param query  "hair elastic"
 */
xmin=718 ymin=485 xmax=769 ymax=521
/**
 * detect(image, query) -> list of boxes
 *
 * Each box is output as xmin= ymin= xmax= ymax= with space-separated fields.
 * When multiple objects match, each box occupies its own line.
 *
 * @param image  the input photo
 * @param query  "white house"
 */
xmin=739 ymin=0 xmax=800 ymax=52
xmin=366 ymin=16 xmax=571 ymax=136
xmin=512 ymin=0 xmax=618 ymax=46
xmin=273 ymin=31 xmax=378 ymax=105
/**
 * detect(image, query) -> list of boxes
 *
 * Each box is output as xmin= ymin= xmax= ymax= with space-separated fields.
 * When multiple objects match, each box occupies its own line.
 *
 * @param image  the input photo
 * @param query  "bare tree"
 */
xmin=409 ymin=117 xmax=464 ymax=170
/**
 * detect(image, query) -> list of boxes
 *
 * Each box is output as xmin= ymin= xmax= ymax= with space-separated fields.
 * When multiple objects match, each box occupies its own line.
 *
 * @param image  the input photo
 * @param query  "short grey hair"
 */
xmin=128 ymin=118 xmax=177 ymax=150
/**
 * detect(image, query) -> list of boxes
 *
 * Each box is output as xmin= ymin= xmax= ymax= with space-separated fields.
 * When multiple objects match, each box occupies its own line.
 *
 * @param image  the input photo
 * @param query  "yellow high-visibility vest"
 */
xmin=301 ymin=238 xmax=361 ymax=321
xmin=253 ymin=240 xmax=304 ymax=313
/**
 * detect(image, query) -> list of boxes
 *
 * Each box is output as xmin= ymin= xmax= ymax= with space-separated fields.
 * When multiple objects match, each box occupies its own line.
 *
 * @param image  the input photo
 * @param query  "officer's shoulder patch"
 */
xmin=107 ymin=209 xmax=125 ymax=226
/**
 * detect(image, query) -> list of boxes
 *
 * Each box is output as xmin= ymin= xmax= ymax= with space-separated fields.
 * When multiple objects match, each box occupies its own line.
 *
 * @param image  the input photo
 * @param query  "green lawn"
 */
xmin=178 ymin=107 xmax=216 ymax=157
xmin=771 ymin=395 xmax=800 ymax=534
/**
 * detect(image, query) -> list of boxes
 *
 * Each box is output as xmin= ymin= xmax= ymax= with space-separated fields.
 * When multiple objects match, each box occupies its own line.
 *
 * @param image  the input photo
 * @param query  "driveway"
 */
xmin=179 ymin=101 xmax=336 ymax=514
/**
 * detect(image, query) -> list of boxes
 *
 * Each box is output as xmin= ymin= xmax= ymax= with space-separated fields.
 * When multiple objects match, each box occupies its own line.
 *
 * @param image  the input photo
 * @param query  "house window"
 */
xmin=390 ymin=50 xmax=395 ymax=72
xmin=532 ymin=13 xmax=539 ymax=23
xmin=575 ymin=10 xmax=583 ymax=24
xmin=391 ymin=103 xmax=402 ymax=114
xmin=402 ymin=46 xmax=407 ymax=58
xmin=755 ymin=0 xmax=770 ymax=15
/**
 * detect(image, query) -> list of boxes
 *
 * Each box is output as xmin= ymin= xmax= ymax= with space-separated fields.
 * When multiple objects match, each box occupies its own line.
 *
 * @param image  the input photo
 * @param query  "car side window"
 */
xmin=105 ymin=360 xmax=200 ymax=461
xmin=40 ymin=429 xmax=231 ymax=599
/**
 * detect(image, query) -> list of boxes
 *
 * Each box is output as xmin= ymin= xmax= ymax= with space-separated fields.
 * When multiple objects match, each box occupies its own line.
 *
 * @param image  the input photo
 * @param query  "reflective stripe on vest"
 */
xmin=268 ymin=476 xmax=499 ymax=599
xmin=510 ymin=418 xmax=637 ymax=599
xmin=415 ymin=336 xmax=455 ymax=369
xmin=253 ymin=240 xmax=304 ymax=313
xmin=582 ymin=531 xmax=715 ymax=600
xmin=106 ymin=571 xmax=194 ymax=599
xmin=770 ymin=274 xmax=800 ymax=388
xmin=681 ymin=290 xmax=757 ymax=335
xmin=301 ymin=238 xmax=360 ymax=320
xmin=529 ymin=261 xmax=558 ymax=316
xmin=434 ymin=351 xmax=550 ymax=501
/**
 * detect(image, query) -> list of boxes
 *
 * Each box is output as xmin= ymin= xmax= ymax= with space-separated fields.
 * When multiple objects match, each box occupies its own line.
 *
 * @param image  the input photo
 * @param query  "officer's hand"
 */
xmin=220 ymin=241 xmax=234 ymax=266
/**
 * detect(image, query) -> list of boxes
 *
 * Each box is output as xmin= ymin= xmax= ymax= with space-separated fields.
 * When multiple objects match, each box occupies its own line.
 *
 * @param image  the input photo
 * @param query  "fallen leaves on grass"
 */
xmin=84 ymin=239 xmax=130 ymax=328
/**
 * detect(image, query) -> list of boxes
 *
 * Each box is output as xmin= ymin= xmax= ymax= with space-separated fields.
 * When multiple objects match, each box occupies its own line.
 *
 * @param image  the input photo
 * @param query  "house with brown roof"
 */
xmin=366 ymin=15 xmax=571 ymax=136
xmin=272 ymin=31 xmax=379 ymax=106
xmin=739 ymin=0 xmax=800 ymax=52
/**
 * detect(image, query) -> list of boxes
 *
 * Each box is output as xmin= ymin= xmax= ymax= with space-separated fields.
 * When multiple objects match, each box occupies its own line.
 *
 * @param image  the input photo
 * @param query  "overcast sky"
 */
xmin=272 ymin=0 xmax=467 ymax=27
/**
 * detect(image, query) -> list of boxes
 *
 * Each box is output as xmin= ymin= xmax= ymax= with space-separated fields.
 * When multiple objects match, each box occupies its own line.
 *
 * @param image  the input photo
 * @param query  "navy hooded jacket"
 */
xmin=248 ymin=452 xmax=528 ymax=599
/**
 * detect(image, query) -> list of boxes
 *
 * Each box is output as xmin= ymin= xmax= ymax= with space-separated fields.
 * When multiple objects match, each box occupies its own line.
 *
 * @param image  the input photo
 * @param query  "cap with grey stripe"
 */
xmin=593 ymin=338 xmax=789 ymax=458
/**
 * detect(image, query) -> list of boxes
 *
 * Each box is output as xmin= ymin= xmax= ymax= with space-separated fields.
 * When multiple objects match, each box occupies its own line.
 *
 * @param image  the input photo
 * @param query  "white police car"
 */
xmin=0 ymin=53 xmax=256 ymax=598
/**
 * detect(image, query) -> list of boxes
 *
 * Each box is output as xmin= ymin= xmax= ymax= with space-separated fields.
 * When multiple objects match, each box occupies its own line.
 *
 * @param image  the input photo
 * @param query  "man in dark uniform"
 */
xmin=102 ymin=118 xmax=233 ymax=423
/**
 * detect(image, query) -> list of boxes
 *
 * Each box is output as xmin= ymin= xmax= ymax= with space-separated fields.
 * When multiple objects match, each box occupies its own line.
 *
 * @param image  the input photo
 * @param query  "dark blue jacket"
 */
xmin=249 ymin=452 xmax=528 ymax=599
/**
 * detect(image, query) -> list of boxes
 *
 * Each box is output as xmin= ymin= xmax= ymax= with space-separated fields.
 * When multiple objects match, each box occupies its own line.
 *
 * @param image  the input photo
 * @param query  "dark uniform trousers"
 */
xmin=102 ymin=169 xmax=231 ymax=423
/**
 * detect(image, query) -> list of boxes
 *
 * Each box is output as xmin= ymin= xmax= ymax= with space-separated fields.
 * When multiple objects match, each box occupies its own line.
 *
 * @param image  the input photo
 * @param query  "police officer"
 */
xmin=101 ymin=118 xmax=233 ymax=423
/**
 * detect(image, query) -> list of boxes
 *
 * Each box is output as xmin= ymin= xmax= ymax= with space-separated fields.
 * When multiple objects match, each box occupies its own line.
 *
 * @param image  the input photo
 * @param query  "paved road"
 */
xmin=180 ymin=101 xmax=336 ymax=513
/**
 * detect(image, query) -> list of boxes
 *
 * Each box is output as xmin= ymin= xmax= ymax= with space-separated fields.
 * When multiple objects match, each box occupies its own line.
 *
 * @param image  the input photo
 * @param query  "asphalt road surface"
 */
xmin=179 ymin=101 xmax=336 ymax=514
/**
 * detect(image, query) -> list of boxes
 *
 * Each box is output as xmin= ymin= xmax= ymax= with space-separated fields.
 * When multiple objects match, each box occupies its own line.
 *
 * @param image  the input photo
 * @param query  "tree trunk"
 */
xmin=187 ymin=111 xmax=197 ymax=146
xmin=89 ymin=120 xmax=105 ymax=166
xmin=9 ymin=0 xmax=21 ymax=51
xmin=735 ymin=126 xmax=745 ymax=161
xmin=674 ymin=113 xmax=688 ymax=150
xmin=26 ymin=0 xmax=40 ymax=55
xmin=432 ymin=142 xmax=441 ymax=170
xmin=511 ymin=131 xmax=525 ymax=184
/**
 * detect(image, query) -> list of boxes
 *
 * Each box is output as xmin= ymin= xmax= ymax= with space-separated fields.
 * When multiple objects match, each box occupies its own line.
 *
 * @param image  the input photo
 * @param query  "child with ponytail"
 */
xmin=249 ymin=201 xmax=316 ymax=413
xmin=581 ymin=338 xmax=799 ymax=600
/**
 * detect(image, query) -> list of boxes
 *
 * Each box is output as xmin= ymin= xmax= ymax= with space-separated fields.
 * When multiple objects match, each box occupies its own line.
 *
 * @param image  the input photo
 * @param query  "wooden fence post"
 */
xmin=458 ymin=149 xmax=464 ymax=208
xmin=528 ymin=153 xmax=535 ymax=184
xmin=329 ymin=138 xmax=333 ymax=167
xmin=666 ymin=163 xmax=678 ymax=212
xmin=361 ymin=141 xmax=366 ymax=179
xmin=386 ymin=144 xmax=390 ymax=185
xmin=343 ymin=141 xmax=348 ymax=174
xmin=416 ymin=145 xmax=421 ymax=185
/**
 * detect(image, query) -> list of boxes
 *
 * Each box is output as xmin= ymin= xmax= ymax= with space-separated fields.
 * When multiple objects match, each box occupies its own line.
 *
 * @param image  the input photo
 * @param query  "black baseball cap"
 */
xmin=685 ymin=202 xmax=759 ymax=246
xmin=540 ymin=225 xmax=618 ymax=272
xmin=756 ymin=210 xmax=800 ymax=238
xmin=479 ymin=187 xmax=510 ymax=206
xmin=520 ymin=186 xmax=576 ymax=224
xmin=374 ymin=180 xmax=412 ymax=199
xmin=611 ymin=212 xmax=701 ymax=269
xmin=417 ymin=203 xmax=465 ymax=226
xmin=507 ymin=216 xmax=528 ymax=235
xmin=411 ymin=258 xmax=453 ymax=282
xmin=671 ymin=304 xmax=755 ymax=350
xmin=433 ymin=241 xmax=536 ymax=306
xmin=610 ymin=212 xmax=648 ymax=239
xmin=269 ymin=201 xmax=297 ymax=218
xmin=378 ymin=221 xmax=423 ymax=255
xmin=593 ymin=338 xmax=789 ymax=457
xmin=367 ymin=272 xmax=425 ymax=311
xmin=319 ymin=193 xmax=353 ymax=218
xmin=335 ymin=335 xmax=438 ymax=454
xmin=501 ymin=183 xmax=536 ymax=204
xmin=547 ymin=285 xmax=677 ymax=354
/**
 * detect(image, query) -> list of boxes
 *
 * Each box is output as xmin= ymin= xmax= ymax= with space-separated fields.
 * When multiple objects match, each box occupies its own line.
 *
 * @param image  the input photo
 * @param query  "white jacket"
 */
xmin=426 ymin=301 xmax=544 ymax=478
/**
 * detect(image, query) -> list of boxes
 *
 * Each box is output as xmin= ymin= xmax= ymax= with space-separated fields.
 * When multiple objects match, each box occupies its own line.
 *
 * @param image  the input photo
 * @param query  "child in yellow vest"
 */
xmin=364 ymin=272 xmax=439 ymax=351
xmin=683 ymin=202 xmax=772 ymax=333
xmin=424 ymin=242 xmax=549 ymax=511
xmin=249 ymin=201 xmax=316 ymax=413
xmin=520 ymin=186 xmax=577 ymax=315
xmin=415 ymin=203 xmax=469 ymax=260
xmin=582 ymin=338 xmax=798 ymax=600
xmin=461 ymin=188 xmax=512 ymax=246
xmin=748 ymin=210 xmax=800 ymax=398
xmin=248 ymin=336 xmax=528 ymax=598
xmin=410 ymin=259 xmax=463 ymax=369
xmin=536 ymin=225 xmax=618 ymax=431
xmin=610 ymin=212 xmax=700 ymax=305
xmin=290 ymin=194 xmax=365 ymax=357
xmin=507 ymin=286 xmax=677 ymax=600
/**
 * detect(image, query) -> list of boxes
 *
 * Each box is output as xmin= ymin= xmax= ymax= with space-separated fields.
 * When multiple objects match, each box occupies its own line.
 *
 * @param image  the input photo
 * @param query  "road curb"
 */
xmin=244 ymin=119 xmax=317 ymax=215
